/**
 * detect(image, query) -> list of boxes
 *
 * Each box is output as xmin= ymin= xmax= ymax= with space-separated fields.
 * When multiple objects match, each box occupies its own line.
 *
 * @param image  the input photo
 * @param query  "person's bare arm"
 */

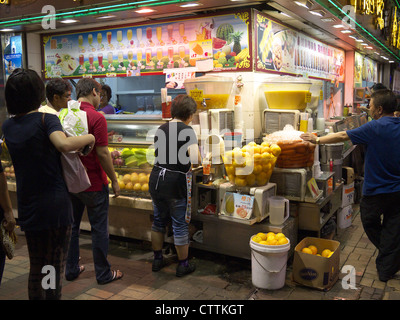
xmin=49 ymin=131 xmax=95 ymax=154
xmin=300 ymin=131 xmax=350 ymax=144
xmin=96 ymin=145 xmax=120 ymax=197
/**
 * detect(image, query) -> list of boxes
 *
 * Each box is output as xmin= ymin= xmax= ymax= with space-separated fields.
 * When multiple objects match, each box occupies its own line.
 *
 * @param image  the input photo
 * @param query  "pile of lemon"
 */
xmin=252 ymin=232 xmax=289 ymax=246
xmin=222 ymin=141 xmax=281 ymax=187
xmin=301 ymin=245 xmax=333 ymax=258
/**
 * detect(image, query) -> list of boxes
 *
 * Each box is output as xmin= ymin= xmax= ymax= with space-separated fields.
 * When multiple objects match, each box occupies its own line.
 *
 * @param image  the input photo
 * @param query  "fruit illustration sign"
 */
xmin=254 ymin=10 xmax=345 ymax=82
xmin=42 ymin=10 xmax=252 ymax=79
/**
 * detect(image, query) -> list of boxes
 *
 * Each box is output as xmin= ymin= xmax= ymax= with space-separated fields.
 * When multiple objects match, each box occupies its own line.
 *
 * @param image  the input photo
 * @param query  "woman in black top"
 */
xmin=149 ymin=94 xmax=200 ymax=277
xmin=3 ymin=69 xmax=94 ymax=299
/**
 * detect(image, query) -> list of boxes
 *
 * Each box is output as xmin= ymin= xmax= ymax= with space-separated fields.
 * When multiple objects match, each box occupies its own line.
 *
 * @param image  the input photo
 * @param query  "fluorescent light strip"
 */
xmin=0 ymin=0 xmax=189 ymax=25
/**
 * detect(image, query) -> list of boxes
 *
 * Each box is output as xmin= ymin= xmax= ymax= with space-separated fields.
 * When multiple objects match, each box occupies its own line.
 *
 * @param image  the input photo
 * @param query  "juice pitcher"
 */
xmin=268 ymin=196 xmax=289 ymax=225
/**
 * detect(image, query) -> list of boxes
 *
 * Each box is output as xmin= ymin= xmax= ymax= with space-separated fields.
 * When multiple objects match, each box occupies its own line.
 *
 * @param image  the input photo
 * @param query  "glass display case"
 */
xmin=106 ymin=115 xmax=167 ymax=198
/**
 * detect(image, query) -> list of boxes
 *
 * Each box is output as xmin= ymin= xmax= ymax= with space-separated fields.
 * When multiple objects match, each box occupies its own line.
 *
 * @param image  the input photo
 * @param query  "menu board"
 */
xmin=42 ymin=10 xmax=252 ymax=79
xmin=254 ymin=10 xmax=345 ymax=82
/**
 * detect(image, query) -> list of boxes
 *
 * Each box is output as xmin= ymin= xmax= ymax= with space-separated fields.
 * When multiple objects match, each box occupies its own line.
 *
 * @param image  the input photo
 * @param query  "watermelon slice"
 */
xmin=213 ymin=37 xmax=227 ymax=50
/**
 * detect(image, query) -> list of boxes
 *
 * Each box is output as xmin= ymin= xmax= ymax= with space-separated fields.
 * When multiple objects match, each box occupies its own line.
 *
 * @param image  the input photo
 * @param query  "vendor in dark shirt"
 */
xmin=149 ymin=94 xmax=200 ymax=277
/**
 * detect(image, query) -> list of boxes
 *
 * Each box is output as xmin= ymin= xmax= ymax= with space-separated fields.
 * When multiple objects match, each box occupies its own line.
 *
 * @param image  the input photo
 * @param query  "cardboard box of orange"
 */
xmin=292 ymin=237 xmax=340 ymax=290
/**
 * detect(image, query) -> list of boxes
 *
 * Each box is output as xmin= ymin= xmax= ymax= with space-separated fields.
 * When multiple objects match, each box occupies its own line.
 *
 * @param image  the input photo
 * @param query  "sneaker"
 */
xmin=176 ymin=261 xmax=196 ymax=277
xmin=152 ymin=258 xmax=166 ymax=272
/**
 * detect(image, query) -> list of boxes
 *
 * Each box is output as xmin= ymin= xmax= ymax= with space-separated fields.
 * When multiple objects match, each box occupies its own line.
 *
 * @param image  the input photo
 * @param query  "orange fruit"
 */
xmin=141 ymin=183 xmax=149 ymax=192
xmin=123 ymin=174 xmax=131 ymax=184
xmin=321 ymin=249 xmax=332 ymax=258
xmin=125 ymin=182 xmax=133 ymax=190
xmin=278 ymin=237 xmax=288 ymax=245
xmin=130 ymin=172 xmax=139 ymax=184
xmin=301 ymin=247 xmax=313 ymax=254
xmin=133 ymin=183 xmax=142 ymax=191
xmin=308 ymin=245 xmax=318 ymax=255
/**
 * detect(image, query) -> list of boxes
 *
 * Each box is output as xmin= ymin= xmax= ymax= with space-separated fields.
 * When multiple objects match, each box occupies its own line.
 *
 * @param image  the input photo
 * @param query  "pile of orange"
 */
xmin=301 ymin=245 xmax=333 ymax=258
xmin=252 ymin=232 xmax=289 ymax=246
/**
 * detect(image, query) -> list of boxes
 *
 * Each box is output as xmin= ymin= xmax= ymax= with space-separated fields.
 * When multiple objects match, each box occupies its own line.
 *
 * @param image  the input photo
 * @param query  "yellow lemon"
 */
xmin=245 ymin=174 xmax=256 ymax=186
xmin=270 ymin=144 xmax=281 ymax=157
xmin=266 ymin=232 xmax=275 ymax=238
xmin=248 ymin=142 xmax=257 ymax=147
xmin=267 ymin=239 xmax=278 ymax=245
xmin=266 ymin=234 xmax=276 ymax=242
xmin=302 ymin=247 xmax=313 ymax=254
xmin=141 ymin=183 xmax=149 ymax=192
xmin=261 ymin=146 xmax=271 ymax=154
xmin=275 ymin=233 xmax=285 ymax=239
xmin=225 ymin=165 xmax=235 ymax=176
xmin=277 ymin=237 xmax=288 ymax=245
xmin=253 ymin=164 xmax=262 ymax=174
xmin=123 ymin=174 xmax=131 ymax=184
xmin=253 ymin=146 xmax=261 ymax=154
xmin=259 ymin=241 xmax=268 ymax=245
xmin=261 ymin=141 xmax=270 ymax=147
xmin=327 ymin=251 xmax=334 ymax=258
xmin=118 ymin=180 xmax=125 ymax=189
xmin=133 ymin=183 xmax=142 ymax=191
xmin=321 ymin=249 xmax=332 ymax=258
xmin=235 ymin=177 xmax=247 ymax=187
xmin=262 ymin=163 xmax=271 ymax=172
xmin=130 ymin=172 xmax=139 ymax=184
xmin=125 ymin=182 xmax=133 ymax=190
xmin=308 ymin=245 xmax=318 ymax=255
xmin=252 ymin=235 xmax=262 ymax=243
xmin=256 ymin=232 xmax=267 ymax=241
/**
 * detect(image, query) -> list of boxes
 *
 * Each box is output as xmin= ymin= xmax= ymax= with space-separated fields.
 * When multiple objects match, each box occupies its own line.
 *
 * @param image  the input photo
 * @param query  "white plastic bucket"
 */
xmin=249 ymin=237 xmax=290 ymax=290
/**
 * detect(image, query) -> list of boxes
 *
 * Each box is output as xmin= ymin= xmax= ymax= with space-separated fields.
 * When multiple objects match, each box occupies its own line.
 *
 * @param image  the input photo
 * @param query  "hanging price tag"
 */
xmin=319 ymin=89 xmax=324 ymax=100
xmin=189 ymin=89 xmax=204 ymax=102
xmin=305 ymin=91 xmax=312 ymax=103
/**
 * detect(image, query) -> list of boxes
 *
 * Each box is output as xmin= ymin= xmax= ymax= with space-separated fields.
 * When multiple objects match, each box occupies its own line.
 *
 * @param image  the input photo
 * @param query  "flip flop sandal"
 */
xmin=98 ymin=269 xmax=123 ymax=285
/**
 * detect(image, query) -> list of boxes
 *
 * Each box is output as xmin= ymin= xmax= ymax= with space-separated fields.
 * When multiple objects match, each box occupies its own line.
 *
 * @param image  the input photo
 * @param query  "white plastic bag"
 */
xmin=59 ymin=100 xmax=88 ymax=137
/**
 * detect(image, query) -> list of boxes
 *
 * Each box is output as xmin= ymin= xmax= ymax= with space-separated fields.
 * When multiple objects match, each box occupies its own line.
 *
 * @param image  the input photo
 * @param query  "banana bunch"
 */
xmin=259 ymin=21 xmax=273 ymax=63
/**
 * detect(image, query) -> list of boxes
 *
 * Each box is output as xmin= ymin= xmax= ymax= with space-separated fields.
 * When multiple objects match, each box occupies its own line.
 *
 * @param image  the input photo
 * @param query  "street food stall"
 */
xmin=0 ymin=0 xmax=395 ymax=261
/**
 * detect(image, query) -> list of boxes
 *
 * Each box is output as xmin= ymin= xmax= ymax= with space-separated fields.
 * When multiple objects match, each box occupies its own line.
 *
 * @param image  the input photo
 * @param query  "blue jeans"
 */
xmin=65 ymin=185 xmax=112 ymax=284
xmin=151 ymin=193 xmax=189 ymax=246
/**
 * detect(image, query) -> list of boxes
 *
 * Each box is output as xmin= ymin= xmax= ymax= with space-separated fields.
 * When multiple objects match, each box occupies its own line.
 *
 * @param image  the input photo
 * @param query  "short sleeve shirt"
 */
xmin=2 ymin=112 xmax=73 ymax=231
xmin=347 ymin=116 xmax=400 ymax=196
xmin=149 ymin=121 xmax=198 ymax=199
xmin=78 ymin=101 xmax=109 ymax=191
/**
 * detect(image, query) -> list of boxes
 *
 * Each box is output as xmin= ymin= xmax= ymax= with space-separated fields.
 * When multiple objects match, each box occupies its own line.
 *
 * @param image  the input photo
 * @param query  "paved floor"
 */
xmin=1 ymin=206 xmax=400 ymax=302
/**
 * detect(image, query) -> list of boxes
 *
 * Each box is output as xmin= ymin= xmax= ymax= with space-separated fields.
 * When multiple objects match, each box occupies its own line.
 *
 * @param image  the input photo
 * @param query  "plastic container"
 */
xmin=268 ymin=196 xmax=289 ymax=226
xmin=261 ymin=77 xmax=312 ymax=111
xmin=250 ymin=236 xmax=290 ymax=290
xmin=184 ymin=75 xmax=234 ymax=110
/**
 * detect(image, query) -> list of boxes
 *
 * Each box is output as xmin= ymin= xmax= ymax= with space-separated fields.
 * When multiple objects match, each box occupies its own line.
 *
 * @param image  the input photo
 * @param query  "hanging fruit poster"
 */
xmin=42 ymin=9 xmax=252 ymax=79
xmin=254 ymin=10 xmax=345 ymax=82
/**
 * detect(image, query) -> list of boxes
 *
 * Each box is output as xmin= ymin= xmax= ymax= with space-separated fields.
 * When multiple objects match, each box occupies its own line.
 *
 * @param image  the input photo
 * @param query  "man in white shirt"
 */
xmin=39 ymin=78 xmax=72 ymax=114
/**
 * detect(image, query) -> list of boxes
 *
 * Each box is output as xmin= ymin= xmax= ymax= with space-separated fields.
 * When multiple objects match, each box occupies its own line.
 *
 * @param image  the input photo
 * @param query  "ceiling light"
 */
xmin=309 ymin=10 xmax=326 ymax=17
xmin=96 ymin=15 xmax=116 ymax=19
xmin=366 ymin=46 xmax=373 ymax=49
xmin=374 ymin=52 xmax=380 ymax=55
xmin=333 ymin=24 xmax=345 ymax=28
xmin=361 ymin=43 xmax=368 ymax=46
xmin=389 ymin=61 xmax=394 ymax=63
xmin=321 ymin=17 xmax=336 ymax=22
xmin=135 ymin=8 xmax=156 ymax=14
xmin=348 ymin=35 xmax=357 ymax=40
xmin=355 ymin=39 xmax=363 ymax=42
xmin=341 ymin=29 xmax=352 ymax=33
xmin=0 ymin=28 xmax=14 ymax=32
xmin=179 ymin=2 xmax=201 ymax=7
xmin=60 ymin=19 xmax=79 ymax=24
xmin=294 ymin=0 xmax=313 ymax=9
